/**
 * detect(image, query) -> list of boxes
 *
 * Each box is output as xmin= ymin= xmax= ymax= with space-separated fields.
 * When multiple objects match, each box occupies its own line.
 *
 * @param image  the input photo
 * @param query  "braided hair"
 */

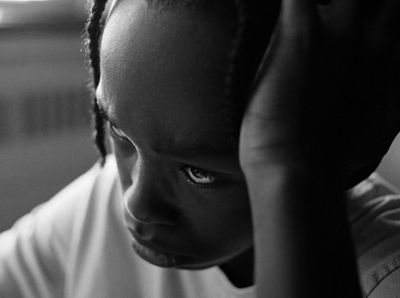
xmin=85 ymin=0 xmax=108 ymax=166
xmin=85 ymin=0 xmax=280 ymax=166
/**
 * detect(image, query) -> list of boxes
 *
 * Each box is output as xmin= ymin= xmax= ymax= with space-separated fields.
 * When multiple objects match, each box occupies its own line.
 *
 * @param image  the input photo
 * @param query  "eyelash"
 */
xmin=107 ymin=121 xmax=222 ymax=189
xmin=180 ymin=166 xmax=219 ymax=188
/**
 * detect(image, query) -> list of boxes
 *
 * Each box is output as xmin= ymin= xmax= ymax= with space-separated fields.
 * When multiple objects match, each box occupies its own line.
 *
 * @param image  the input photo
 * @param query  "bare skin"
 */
xmin=241 ymin=0 xmax=400 ymax=296
xmin=97 ymin=0 xmax=400 ymax=295
xmin=98 ymin=0 xmax=255 ymax=287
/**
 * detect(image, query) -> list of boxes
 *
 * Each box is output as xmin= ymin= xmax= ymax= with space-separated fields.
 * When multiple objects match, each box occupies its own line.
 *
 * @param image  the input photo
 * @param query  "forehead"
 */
xmin=98 ymin=0 xmax=238 ymax=151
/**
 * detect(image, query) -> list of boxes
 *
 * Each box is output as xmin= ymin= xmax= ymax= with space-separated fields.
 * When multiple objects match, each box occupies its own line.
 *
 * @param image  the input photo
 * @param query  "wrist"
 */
xmin=242 ymin=154 xmax=344 ymax=205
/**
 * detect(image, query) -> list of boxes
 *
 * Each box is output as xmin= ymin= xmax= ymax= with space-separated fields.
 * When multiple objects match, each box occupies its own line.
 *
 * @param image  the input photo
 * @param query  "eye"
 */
xmin=181 ymin=166 xmax=217 ymax=185
xmin=109 ymin=122 xmax=129 ymax=142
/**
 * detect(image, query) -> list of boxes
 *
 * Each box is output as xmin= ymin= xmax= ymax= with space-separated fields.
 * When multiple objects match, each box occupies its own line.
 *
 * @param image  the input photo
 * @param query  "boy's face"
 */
xmin=97 ymin=0 xmax=254 ymax=269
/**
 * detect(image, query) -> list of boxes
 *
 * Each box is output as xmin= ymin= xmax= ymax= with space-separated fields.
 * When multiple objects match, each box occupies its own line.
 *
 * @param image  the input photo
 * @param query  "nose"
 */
xmin=123 ymin=160 xmax=179 ymax=226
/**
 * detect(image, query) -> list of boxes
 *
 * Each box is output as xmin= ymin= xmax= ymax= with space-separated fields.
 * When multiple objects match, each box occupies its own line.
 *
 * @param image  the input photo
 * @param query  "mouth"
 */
xmin=127 ymin=227 xmax=193 ymax=268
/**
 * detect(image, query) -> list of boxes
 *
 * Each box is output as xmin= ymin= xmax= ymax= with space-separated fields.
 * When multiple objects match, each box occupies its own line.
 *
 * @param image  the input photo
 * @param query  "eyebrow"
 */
xmin=95 ymin=92 xmax=235 ymax=160
xmin=159 ymin=142 xmax=235 ymax=160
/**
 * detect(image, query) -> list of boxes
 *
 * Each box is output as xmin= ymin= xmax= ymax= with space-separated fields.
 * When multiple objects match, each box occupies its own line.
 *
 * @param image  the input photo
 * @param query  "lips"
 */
xmin=126 ymin=226 xmax=193 ymax=267
xmin=127 ymin=226 xmax=174 ymax=254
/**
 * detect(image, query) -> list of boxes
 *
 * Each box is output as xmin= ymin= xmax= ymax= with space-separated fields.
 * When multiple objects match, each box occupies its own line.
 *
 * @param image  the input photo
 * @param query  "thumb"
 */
xmin=261 ymin=0 xmax=317 ymax=80
xmin=281 ymin=0 xmax=316 ymax=38
xmin=247 ymin=0 xmax=317 ymax=115
xmin=240 ymin=0 xmax=318 ymax=167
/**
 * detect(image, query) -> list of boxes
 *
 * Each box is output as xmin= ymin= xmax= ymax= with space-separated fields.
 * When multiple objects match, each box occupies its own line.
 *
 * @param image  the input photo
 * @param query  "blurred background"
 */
xmin=1 ymin=0 xmax=400 ymax=232
xmin=0 ymin=0 xmax=97 ymax=231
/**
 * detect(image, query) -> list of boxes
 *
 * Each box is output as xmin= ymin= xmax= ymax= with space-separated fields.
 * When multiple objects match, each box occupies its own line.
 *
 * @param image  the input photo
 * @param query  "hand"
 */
xmin=239 ymin=1 xmax=400 ymax=296
xmin=239 ymin=0 xmax=400 ymax=184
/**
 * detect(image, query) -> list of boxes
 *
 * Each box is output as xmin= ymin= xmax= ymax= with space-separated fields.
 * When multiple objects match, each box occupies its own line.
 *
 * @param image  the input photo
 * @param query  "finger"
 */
xmin=256 ymin=0 xmax=317 ymax=77
xmin=360 ymin=0 xmax=396 ymax=23
xmin=378 ymin=0 xmax=400 ymax=27
xmin=325 ymin=0 xmax=358 ymax=17
xmin=258 ymin=0 xmax=317 ymax=83
xmin=320 ymin=0 xmax=399 ymax=49
xmin=369 ymin=0 xmax=400 ymax=44
xmin=246 ymin=0 xmax=318 ymax=122
xmin=319 ymin=0 xmax=360 ymax=45
xmin=280 ymin=0 xmax=316 ymax=40
xmin=352 ymin=0 xmax=400 ymax=34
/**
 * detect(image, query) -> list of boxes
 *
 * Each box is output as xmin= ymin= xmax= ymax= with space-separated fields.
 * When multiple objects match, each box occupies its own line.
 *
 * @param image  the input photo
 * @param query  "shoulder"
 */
xmin=0 ymin=155 xmax=121 ymax=297
xmin=349 ymin=173 xmax=400 ymax=297
xmin=0 ymin=155 xmax=120 ymax=274
xmin=20 ymin=155 xmax=120 ymax=241
xmin=0 ymin=154 xmax=120 ymax=248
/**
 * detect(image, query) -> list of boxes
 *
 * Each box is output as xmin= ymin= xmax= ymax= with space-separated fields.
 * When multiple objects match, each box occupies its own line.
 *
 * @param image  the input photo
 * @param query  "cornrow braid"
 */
xmin=222 ymin=0 xmax=247 ymax=142
xmin=225 ymin=0 xmax=280 ymax=137
xmin=85 ymin=0 xmax=109 ymax=166
xmin=85 ymin=0 xmax=279 ymax=166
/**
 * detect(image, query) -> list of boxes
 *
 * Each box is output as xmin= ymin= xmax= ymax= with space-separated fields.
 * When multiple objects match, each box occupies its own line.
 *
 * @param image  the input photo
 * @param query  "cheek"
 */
xmin=186 ymin=185 xmax=253 ymax=252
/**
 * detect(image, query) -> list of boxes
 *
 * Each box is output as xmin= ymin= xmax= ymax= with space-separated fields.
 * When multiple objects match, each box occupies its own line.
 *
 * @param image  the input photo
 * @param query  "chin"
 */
xmin=175 ymin=248 xmax=252 ymax=271
xmin=176 ymin=261 xmax=223 ymax=270
xmin=131 ymin=239 xmax=194 ymax=268
xmin=132 ymin=240 xmax=238 ymax=271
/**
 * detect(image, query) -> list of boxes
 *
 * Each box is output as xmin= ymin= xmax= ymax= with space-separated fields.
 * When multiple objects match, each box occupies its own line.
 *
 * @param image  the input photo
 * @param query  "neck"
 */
xmin=219 ymin=246 xmax=254 ymax=288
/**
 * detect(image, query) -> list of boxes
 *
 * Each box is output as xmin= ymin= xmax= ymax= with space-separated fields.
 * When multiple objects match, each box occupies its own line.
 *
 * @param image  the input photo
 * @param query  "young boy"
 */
xmin=1 ymin=0 xmax=400 ymax=297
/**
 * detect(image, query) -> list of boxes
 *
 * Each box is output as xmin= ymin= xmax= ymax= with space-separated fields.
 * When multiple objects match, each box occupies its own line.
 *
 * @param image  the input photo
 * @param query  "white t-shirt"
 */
xmin=0 ymin=155 xmax=400 ymax=298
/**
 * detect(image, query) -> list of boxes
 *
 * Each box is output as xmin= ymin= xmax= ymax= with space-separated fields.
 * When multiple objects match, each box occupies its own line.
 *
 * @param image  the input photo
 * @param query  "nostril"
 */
xmin=126 ymin=225 xmax=155 ymax=243
xmin=131 ymin=211 xmax=152 ymax=225
xmin=134 ymin=225 xmax=144 ymax=237
xmin=123 ymin=197 xmax=153 ymax=224
xmin=123 ymin=194 xmax=180 ymax=226
xmin=127 ymin=226 xmax=148 ymax=240
xmin=122 ymin=179 xmax=181 ymax=226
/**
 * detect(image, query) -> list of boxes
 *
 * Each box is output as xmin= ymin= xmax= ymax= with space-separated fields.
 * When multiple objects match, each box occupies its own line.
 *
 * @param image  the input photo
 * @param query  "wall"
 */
xmin=0 ymin=28 xmax=97 ymax=231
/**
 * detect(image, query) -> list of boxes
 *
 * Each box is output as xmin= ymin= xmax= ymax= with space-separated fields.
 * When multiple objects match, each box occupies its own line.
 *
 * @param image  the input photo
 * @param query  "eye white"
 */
xmin=186 ymin=167 xmax=216 ymax=184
